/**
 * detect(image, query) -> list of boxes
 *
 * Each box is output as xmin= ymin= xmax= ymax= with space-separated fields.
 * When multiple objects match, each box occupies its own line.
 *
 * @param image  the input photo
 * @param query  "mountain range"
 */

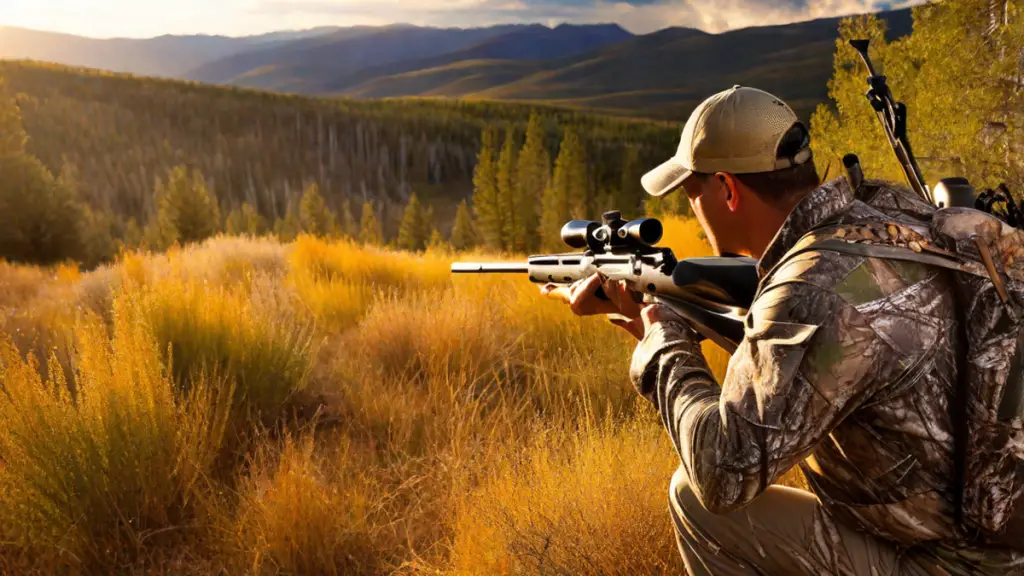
xmin=0 ymin=9 xmax=914 ymax=120
xmin=0 ymin=25 xmax=347 ymax=78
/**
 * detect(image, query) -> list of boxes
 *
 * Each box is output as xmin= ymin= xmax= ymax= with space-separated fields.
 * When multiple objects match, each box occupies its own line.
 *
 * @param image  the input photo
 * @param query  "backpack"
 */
xmin=792 ymin=206 xmax=1024 ymax=544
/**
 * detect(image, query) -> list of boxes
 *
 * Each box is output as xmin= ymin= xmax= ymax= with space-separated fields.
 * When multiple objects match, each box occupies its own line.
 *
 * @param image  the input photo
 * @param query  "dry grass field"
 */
xmin=0 ymin=216 xmax=769 ymax=575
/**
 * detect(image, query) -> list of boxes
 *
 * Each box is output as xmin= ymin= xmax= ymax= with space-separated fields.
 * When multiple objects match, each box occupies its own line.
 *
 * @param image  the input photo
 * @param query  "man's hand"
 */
xmin=540 ymin=274 xmax=645 ymax=340
xmin=638 ymin=302 xmax=692 ymax=333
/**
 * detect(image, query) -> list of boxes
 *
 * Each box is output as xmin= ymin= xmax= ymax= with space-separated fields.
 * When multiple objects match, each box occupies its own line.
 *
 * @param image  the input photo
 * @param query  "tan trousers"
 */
xmin=668 ymin=467 xmax=946 ymax=576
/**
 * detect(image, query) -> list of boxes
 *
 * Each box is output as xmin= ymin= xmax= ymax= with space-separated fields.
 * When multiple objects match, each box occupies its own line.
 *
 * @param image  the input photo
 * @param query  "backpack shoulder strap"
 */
xmin=768 ymin=222 xmax=991 ymax=281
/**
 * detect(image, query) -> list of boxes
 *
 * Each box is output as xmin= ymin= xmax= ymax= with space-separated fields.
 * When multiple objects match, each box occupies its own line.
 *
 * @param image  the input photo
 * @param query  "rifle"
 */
xmin=451 ymin=211 xmax=758 ymax=353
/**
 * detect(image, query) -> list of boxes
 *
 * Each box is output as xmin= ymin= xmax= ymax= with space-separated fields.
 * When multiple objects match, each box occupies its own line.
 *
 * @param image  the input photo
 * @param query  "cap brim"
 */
xmin=641 ymin=157 xmax=691 ymax=197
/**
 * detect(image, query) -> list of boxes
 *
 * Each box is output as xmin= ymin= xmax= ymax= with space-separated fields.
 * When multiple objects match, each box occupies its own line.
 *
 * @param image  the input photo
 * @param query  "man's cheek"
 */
xmin=692 ymin=202 xmax=719 ymax=253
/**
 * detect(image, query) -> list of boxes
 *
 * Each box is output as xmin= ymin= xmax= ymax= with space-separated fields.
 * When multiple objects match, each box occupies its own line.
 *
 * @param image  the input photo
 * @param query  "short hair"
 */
xmin=692 ymin=122 xmax=820 ymax=204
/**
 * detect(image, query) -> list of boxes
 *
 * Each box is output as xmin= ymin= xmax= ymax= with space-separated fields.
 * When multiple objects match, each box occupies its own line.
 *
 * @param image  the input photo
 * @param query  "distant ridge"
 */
xmin=183 ymin=24 xmax=633 ymax=93
xmin=335 ymin=9 xmax=913 ymax=121
xmin=0 ymin=25 xmax=342 ymax=77
xmin=314 ymin=23 xmax=636 ymax=94
xmin=1 ymin=9 xmax=914 ymax=120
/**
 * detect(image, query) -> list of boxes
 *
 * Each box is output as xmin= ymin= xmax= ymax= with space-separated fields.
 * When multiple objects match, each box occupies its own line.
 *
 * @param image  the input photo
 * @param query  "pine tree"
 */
xmin=299 ymin=182 xmax=336 ymax=236
xmin=0 ymin=80 xmax=27 ymax=158
xmin=427 ymin=228 xmax=448 ymax=253
xmin=513 ymin=113 xmax=550 ymax=253
xmin=644 ymin=192 xmax=688 ymax=219
xmin=61 ymin=163 xmax=113 ymax=266
xmin=397 ymin=193 xmax=429 ymax=252
xmin=358 ymin=201 xmax=383 ymax=246
xmin=450 ymin=199 xmax=477 ymax=251
xmin=540 ymin=128 xmax=587 ymax=251
xmin=472 ymin=126 xmax=503 ymax=250
xmin=616 ymin=146 xmax=645 ymax=219
xmin=226 ymin=202 xmax=267 ymax=236
xmin=274 ymin=201 xmax=302 ymax=242
xmin=0 ymin=154 xmax=85 ymax=264
xmin=539 ymin=179 xmax=566 ymax=251
xmin=339 ymin=198 xmax=358 ymax=239
xmin=153 ymin=166 xmax=220 ymax=248
xmin=559 ymin=127 xmax=589 ymax=219
xmin=424 ymin=204 xmax=439 ymax=242
xmin=496 ymin=128 xmax=517 ymax=251
xmin=0 ymin=80 xmax=84 ymax=265
xmin=121 ymin=218 xmax=145 ymax=251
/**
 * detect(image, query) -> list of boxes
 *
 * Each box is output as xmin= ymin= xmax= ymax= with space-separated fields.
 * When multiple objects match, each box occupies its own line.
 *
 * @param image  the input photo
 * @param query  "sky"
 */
xmin=1 ymin=0 xmax=921 ymax=38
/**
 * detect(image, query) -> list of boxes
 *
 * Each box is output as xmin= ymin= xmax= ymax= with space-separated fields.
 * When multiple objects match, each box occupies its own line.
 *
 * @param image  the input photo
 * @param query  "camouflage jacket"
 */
xmin=630 ymin=177 xmax=1024 ymax=573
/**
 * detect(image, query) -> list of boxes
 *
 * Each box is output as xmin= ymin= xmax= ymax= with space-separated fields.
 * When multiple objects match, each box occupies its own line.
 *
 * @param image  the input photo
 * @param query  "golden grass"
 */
xmin=0 ymin=294 xmax=233 ymax=572
xmin=0 ymin=216 xmax=794 ymax=573
xmin=450 ymin=416 xmax=682 ymax=575
xmin=139 ymin=274 xmax=316 ymax=426
xmin=230 ymin=432 xmax=382 ymax=575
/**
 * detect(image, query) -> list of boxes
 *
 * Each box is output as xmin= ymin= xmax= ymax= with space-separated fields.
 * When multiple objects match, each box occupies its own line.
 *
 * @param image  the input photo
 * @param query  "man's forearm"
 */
xmin=631 ymin=319 xmax=765 ymax=513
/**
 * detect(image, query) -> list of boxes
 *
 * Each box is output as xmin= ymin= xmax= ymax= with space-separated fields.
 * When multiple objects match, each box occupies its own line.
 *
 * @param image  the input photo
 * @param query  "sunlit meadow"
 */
xmin=0 ymin=217 xmax=770 ymax=574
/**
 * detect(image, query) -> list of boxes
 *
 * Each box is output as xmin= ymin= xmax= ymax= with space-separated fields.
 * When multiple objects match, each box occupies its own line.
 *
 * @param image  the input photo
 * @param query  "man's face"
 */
xmin=679 ymin=174 xmax=740 ymax=257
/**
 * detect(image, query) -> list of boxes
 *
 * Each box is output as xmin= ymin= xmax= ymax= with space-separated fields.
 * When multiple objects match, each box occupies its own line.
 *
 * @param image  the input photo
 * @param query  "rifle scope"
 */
xmin=561 ymin=211 xmax=663 ymax=253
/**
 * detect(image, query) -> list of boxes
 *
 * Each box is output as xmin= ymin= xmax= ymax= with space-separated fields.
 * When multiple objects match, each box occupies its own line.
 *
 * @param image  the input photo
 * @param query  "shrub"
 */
xmin=139 ymin=272 xmax=316 ymax=427
xmin=230 ymin=433 xmax=382 ymax=575
xmin=0 ymin=294 xmax=233 ymax=571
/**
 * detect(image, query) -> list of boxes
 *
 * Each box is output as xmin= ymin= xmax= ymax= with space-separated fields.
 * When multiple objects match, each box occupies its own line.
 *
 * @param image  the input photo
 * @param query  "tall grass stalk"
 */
xmin=0 ymin=293 xmax=233 ymax=571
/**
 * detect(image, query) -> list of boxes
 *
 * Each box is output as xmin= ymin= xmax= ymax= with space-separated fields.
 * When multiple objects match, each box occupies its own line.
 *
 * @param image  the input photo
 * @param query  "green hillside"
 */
xmin=336 ymin=9 xmax=912 ymax=121
xmin=0 ymin=60 xmax=679 ymax=262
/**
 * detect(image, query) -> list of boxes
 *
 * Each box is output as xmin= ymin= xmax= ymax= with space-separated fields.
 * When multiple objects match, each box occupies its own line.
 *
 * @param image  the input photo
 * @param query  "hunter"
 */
xmin=542 ymin=85 xmax=1024 ymax=574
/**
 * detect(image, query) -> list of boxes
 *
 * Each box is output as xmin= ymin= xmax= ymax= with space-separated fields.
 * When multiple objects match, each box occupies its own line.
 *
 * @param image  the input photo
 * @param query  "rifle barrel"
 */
xmin=451 ymin=262 xmax=529 ymax=273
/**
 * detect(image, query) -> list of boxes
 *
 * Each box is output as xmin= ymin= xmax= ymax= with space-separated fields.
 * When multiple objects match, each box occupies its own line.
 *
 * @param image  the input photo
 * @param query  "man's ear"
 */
xmin=716 ymin=172 xmax=741 ymax=212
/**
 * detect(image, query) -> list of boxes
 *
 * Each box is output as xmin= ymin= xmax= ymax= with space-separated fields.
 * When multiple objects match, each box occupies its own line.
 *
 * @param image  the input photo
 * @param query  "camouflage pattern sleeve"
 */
xmin=630 ymin=278 xmax=893 ymax=514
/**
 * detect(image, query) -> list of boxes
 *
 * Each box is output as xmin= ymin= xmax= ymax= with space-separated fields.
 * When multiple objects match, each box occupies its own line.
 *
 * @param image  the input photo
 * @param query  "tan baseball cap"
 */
xmin=641 ymin=85 xmax=813 ymax=197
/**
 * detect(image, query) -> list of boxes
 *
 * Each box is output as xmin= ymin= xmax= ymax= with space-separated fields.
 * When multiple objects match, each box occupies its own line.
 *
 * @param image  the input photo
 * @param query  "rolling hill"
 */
xmin=183 ymin=24 xmax=633 ymax=93
xmin=335 ymin=10 xmax=914 ymax=121
xmin=311 ymin=23 xmax=635 ymax=95
xmin=0 ymin=26 xmax=344 ymax=78
xmin=2 ymin=8 xmax=914 ymax=121
xmin=0 ymin=60 xmax=678 ymax=253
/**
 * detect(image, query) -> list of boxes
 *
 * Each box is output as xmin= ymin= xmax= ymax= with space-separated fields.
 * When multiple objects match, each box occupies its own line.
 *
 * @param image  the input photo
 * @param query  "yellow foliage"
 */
xmin=450 ymin=417 xmax=682 ymax=575
xmin=0 ymin=216 xmax=759 ymax=572
xmin=288 ymin=235 xmax=451 ymax=331
xmin=660 ymin=215 xmax=714 ymax=258
xmin=232 ymin=433 xmax=381 ymax=575
xmin=0 ymin=293 xmax=233 ymax=571
xmin=138 ymin=271 xmax=316 ymax=426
